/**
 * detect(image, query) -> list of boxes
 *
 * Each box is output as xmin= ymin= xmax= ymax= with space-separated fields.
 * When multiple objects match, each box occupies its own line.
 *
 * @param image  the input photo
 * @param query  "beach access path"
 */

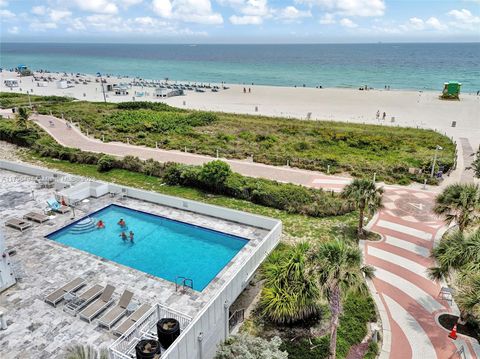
xmin=29 ymin=113 xmax=350 ymax=192
xmin=5 ymin=111 xmax=475 ymax=358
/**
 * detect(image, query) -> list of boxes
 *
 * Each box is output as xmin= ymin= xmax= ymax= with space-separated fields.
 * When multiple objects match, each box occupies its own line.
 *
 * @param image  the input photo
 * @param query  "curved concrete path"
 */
xmin=30 ymin=113 xmax=350 ymax=192
xmin=364 ymin=187 xmax=479 ymax=359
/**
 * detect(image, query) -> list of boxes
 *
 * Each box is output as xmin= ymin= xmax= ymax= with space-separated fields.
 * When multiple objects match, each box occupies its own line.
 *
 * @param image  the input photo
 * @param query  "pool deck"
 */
xmin=0 ymin=169 xmax=268 ymax=358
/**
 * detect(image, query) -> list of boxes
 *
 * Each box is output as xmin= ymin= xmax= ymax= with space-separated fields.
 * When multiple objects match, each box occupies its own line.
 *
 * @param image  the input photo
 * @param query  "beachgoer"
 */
xmin=382 ymin=112 xmax=386 ymax=121
xmin=376 ymin=110 xmax=380 ymax=120
xmin=129 ymin=231 xmax=134 ymax=243
xmin=61 ymin=197 xmax=67 ymax=206
xmin=243 ymin=87 xmax=246 ymax=93
xmin=120 ymin=232 xmax=127 ymax=241
xmin=118 ymin=218 xmax=126 ymax=228
xmin=248 ymin=88 xmax=251 ymax=93
xmin=97 ymin=220 xmax=105 ymax=229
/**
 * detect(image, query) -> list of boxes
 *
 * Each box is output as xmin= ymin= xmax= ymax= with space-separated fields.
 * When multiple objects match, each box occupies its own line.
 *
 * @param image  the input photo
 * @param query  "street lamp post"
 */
xmin=97 ymin=72 xmax=107 ymax=103
xmin=430 ymin=145 xmax=443 ymax=178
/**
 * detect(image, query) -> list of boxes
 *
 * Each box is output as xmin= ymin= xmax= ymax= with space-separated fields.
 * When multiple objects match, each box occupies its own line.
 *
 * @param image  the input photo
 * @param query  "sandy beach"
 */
xmin=1 ymin=70 xmax=479 ymax=152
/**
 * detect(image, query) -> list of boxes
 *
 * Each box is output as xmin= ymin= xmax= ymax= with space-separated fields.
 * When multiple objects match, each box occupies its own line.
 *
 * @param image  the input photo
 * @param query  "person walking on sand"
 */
xmin=382 ymin=112 xmax=386 ymax=121
xmin=248 ymin=88 xmax=251 ymax=93
xmin=243 ymin=87 xmax=246 ymax=94
xmin=376 ymin=110 xmax=380 ymax=120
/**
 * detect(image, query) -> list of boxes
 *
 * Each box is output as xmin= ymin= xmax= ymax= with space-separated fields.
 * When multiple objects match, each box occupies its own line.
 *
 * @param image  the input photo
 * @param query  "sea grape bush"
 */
xmin=215 ymin=334 xmax=288 ymax=359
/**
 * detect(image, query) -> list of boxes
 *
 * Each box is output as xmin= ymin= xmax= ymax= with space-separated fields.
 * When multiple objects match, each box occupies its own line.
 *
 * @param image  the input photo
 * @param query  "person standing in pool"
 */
xmin=129 ymin=231 xmax=134 ymax=243
xmin=120 ymin=231 xmax=127 ymax=242
xmin=96 ymin=220 xmax=105 ymax=229
xmin=118 ymin=218 xmax=126 ymax=228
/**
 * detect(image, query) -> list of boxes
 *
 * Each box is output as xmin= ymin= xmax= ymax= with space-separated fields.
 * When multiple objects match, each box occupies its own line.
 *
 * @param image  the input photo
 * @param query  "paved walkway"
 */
xmin=31 ymin=113 xmax=350 ymax=192
xmin=364 ymin=187 xmax=480 ymax=359
xmin=459 ymin=138 xmax=477 ymax=183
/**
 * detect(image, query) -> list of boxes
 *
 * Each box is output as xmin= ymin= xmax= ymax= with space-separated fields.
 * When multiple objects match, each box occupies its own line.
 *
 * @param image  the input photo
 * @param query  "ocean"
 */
xmin=1 ymin=42 xmax=479 ymax=92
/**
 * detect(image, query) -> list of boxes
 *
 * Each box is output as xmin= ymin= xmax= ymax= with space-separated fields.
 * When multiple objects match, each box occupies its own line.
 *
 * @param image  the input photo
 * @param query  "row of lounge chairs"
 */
xmin=5 ymin=198 xmax=70 ymax=232
xmin=5 ymin=212 xmax=50 ymax=232
xmin=44 ymin=277 xmax=152 ymax=336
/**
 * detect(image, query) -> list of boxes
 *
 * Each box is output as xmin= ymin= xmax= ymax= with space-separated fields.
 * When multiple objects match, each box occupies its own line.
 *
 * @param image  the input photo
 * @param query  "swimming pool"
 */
xmin=47 ymin=204 xmax=248 ymax=291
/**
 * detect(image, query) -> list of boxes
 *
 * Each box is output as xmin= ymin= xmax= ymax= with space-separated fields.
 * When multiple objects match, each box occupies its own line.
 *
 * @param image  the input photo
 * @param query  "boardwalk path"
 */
xmin=9 ymin=112 xmax=479 ymax=358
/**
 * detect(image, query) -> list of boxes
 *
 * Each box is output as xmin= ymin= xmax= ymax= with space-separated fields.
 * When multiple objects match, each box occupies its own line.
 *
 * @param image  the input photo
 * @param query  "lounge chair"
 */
xmin=113 ymin=303 xmax=152 ymax=336
xmin=79 ymin=284 xmax=115 ymax=323
xmin=24 ymin=211 xmax=50 ymax=223
xmin=44 ymin=277 xmax=86 ymax=307
xmin=5 ymin=218 xmax=33 ymax=232
xmin=46 ymin=198 xmax=70 ymax=214
xmin=98 ymin=289 xmax=134 ymax=329
xmin=63 ymin=284 xmax=104 ymax=315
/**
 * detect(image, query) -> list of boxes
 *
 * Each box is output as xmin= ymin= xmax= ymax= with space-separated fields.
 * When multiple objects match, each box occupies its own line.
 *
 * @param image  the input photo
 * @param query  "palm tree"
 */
xmin=428 ymin=229 xmax=480 ymax=281
xmin=16 ymin=107 xmax=30 ymax=128
xmin=260 ymin=243 xmax=321 ymax=324
xmin=312 ymin=239 xmax=375 ymax=359
xmin=455 ymin=271 xmax=480 ymax=321
xmin=429 ymin=229 xmax=480 ymax=321
xmin=341 ymin=179 xmax=384 ymax=238
xmin=433 ymin=183 xmax=480 ymax=232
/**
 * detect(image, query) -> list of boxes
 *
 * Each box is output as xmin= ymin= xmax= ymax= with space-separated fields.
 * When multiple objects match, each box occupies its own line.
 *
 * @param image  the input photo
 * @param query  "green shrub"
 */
xmin=336 ymin=293 xmax=377 ymax=358
xmin=97 ymin=155 xmax=117 ymax=172
xmin=198 ymin=160 xmax=232 ymax=192
xmin=216 ymin=334 xmax=288 ymax=359
xmin=0 ymin=120 xmax=39 ymax=146
xmin=120 ymin=155 xmax=143 ymax=172
xmin=186 ymin=111 xmax=217 ymax=126
xmin=116 ymin=101 xmax=176 ymax=111
xmin=363 ymin=340 xmax=379 ymax=359
xmin=280 ymin=336 xmax=329 ymax=359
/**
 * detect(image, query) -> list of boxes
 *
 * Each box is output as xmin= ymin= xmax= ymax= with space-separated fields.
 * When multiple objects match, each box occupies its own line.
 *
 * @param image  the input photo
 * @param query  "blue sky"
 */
xmin=0 ymin=0 xmax=479 ymax=43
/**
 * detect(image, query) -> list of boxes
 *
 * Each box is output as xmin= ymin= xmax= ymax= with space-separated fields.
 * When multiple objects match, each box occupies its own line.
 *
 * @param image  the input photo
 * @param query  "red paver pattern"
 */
xmin=365 ymin=187 xmax=479 ymax=359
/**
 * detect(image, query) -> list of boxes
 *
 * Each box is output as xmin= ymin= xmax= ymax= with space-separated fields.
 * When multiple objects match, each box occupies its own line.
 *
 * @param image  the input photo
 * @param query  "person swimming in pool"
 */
xmin=129 ymin=231 xmax=134 ymax=243
xmin=118 ymin=218 xmax=126 ymax=228
xmin=96 ymin=220 xmax=105 ymax=229
xmin=120 ymin=231 xmax=127 ymax=242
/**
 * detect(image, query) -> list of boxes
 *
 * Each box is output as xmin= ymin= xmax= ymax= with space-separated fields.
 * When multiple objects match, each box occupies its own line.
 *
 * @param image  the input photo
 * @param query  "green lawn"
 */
xmin=24 ymin=154 xmax=358 ymax=242
xmin=1 ymin=92 xmax=455 ymax=184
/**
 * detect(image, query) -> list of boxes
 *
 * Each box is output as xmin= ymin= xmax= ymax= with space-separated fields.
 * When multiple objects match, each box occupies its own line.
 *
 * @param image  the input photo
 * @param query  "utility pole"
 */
xmin=430 ymin=145 xmax=443 ymax=178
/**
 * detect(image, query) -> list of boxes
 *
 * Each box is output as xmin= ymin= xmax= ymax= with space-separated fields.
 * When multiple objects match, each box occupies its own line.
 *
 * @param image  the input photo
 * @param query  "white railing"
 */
xmin=161 ymin=220 xmax=282 ymax=359
xmin=109 ymin=303 xmax=192 ymax=359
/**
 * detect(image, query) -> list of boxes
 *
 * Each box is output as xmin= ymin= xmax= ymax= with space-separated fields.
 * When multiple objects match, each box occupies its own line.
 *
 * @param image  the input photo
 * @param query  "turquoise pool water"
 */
xmin=47 ymin=204 xmax=248 ymax=291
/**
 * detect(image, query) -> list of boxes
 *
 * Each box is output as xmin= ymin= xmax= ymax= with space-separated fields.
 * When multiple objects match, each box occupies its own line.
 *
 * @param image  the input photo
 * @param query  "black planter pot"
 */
xmin=135 ymin=339 xmax=161 ymax=359
xmin=157 ymin=318 xmax=180 ymax=349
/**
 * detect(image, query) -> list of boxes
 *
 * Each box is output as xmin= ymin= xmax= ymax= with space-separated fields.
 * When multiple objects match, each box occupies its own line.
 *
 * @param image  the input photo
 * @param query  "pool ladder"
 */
xmin=175 ymin=276 xmax=194 ymax=292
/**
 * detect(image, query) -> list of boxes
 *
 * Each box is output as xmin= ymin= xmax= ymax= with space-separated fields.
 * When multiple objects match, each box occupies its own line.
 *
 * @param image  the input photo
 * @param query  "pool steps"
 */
xmin=70 ymin=217 xmax=97 ymax=234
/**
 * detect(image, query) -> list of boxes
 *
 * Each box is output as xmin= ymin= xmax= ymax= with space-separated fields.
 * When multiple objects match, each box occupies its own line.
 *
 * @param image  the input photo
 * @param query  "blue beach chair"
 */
xmin=47 ymin=198 xmax=70 ymax=214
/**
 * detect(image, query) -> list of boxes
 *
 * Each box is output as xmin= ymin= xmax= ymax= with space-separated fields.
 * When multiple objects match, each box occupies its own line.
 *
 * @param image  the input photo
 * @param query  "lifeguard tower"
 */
xmin=441 ymin=82 xmax=461 ymax=100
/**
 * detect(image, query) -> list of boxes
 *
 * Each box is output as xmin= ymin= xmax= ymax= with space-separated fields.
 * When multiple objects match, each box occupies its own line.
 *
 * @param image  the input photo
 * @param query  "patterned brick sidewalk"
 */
xmin=364 ymin=187 xmax=479 ymax=359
